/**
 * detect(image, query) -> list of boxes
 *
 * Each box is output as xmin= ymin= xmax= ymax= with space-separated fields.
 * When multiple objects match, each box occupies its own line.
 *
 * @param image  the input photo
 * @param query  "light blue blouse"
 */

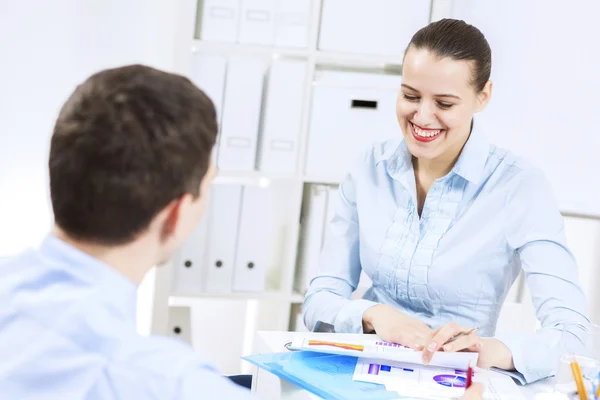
xmin=303 ymin=123 xmax=589 ymax=383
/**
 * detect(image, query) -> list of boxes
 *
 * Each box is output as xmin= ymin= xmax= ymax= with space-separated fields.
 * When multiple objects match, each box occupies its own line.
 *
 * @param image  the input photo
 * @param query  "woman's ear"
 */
xmin=476 ymin=80 xmax=493 ymax=112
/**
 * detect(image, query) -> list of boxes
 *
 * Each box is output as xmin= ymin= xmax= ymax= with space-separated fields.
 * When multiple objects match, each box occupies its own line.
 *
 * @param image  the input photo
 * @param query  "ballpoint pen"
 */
xmin=444 ymin=327 xmax=479 ymax=346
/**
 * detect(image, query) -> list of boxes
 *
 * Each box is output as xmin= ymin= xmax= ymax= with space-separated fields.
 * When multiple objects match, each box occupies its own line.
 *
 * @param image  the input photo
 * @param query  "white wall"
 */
xmin=450 ymin=0 xmax=600 ymax=217
xmin=0 ymin=1 xmax=178 ymax=257
xmin=0 ymin=1 xmax=180 ymax=334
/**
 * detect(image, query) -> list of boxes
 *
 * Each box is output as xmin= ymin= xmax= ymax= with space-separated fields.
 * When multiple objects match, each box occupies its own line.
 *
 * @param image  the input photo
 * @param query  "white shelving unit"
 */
xmin=145 ymin=0 xmax=600 ymax=376
xmin=151 ymin=0 xmax=453 ymax=373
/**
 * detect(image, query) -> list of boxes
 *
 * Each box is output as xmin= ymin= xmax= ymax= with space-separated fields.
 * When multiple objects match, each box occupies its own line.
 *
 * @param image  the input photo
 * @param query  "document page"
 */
xmin=353 ymin=358 xmax=526 ymax=400
xmin=289 ymin=337 xmax=479 ymax=370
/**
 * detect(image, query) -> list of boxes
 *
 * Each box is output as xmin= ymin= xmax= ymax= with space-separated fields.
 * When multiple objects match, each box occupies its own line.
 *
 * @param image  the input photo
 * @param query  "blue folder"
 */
xmin=242 ymin=351 xmax=399 ymax=400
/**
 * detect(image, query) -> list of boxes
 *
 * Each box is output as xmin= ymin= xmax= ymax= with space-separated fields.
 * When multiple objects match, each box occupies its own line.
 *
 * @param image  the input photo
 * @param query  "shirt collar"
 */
xmin=384 ymin=120 xmax=490 ymax=185
xmin=39 ymin=233 xmax=138 ymax=322
xmin=450 ymin=121 xmax=490 ymax=185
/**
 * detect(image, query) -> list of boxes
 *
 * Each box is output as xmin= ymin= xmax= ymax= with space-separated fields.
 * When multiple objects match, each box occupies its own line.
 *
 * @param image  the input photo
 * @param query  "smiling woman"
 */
xmin=397 ymin=20 xmax=492 ymax=215
xmin=302 ymin=18 xmax=590 ymax=385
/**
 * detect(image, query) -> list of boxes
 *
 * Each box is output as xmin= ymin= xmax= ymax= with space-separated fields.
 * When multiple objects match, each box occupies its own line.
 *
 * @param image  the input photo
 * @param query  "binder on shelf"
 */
xmin=218 ymin=56 xmax=266 ymax=171
xmin=232 ymin=186 xmax=275 ymax=292
xmin=189 ymin=54 xmax=227 ymax=164
xmin=294 ymin=185 xmax=330 ymax=293
xmin=238 ymin=0 xmax=276 ymax=45
xmin=172 ymin=211 xmax=210 ymax=295
xmin=274 ymin=0 xmax=311 ymax=48
xmin=204 ymin=185 xmax=243 ymax=292
xmin=199 ymin=0 xmax=241 ymax=43
xmin=189 ymin=54 xmax=227 ymax=126
xmin=167 ymin=306 xmax=193 ymax=345
xmin=318 ymin=0 xmax=431 ymax=57
xmin=258 ymin=59 xmax=307 ymax=173
xmin=304 ymin=70 xmax=402 ymax=181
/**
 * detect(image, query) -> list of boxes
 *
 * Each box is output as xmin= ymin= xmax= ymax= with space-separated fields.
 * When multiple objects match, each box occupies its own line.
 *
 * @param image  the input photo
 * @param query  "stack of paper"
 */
xmin=244 ymin=350 xmax=525 ymax=400
xmin=245 ymin=336 xmax=527 ymax=400
xmin=287 ymin=337 xmax=479 ymax=369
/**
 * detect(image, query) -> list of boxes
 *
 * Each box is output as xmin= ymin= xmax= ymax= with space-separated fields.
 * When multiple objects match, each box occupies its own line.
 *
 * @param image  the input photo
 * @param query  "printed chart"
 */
xmin=353 ymin=359 xmax=525 ymax=400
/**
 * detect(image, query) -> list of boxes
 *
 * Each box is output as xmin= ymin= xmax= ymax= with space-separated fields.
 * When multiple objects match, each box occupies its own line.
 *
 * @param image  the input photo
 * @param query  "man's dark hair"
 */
xmin=406 ymin=18 xmax=492 ymax=92
xmin=49 ymin=64 xmax=217 ymax=245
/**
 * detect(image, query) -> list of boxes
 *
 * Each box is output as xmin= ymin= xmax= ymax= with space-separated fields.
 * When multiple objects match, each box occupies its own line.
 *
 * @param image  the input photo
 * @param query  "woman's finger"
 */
xmin=406 ymin=338 xmax=424 ymax=350
xmin=390 ymin=331 xmax=423 ymax=350
xmin=467 ymin=341 xmax=483 ymax=353
xmin=442 ymin=334 xmax=481 ymax=352
xmin=422 ymin=323 xmax=466 ymax=364
xmin=429 ymin=325 xmax=442 ymax=338
xmin=424 ymin=323 xmax=461 ymax=351
xmin=412 ymin=333 xmax=431 ymax=350
xmin=392 ymin=323 xmax=432 ymax=350
xmin=407 ymin=342 xmax=424 ymax=351
xmin=420 ymin=324 xmax=435 ymax=336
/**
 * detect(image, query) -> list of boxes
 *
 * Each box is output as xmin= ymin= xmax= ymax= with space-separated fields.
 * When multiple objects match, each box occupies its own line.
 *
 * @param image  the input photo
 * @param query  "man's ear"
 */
xmin=476 ymin=80 xmax=493 ymax=112
xmin=159 ymin=196 xmax=188 ymax=242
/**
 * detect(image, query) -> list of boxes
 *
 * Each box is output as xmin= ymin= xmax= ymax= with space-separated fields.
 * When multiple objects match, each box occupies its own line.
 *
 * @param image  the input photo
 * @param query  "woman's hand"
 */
xmin=422 ymin=322 xmax=515 ymax=370
xmin=362 ymin=304 xmax=433 ymax=350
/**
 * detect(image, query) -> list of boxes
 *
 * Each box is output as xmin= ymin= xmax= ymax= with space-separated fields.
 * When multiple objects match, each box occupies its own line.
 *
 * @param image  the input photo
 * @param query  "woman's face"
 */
xmin=396 ymin=47 xmax=492 ymax=162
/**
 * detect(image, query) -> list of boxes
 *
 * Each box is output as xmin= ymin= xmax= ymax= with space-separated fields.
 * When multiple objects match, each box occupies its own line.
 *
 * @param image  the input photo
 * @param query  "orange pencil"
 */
xmin=570 ymin=359 xmax=588 ymax=400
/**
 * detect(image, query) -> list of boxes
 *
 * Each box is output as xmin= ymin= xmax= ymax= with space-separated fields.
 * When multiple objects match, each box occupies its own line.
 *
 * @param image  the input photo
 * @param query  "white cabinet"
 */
xmin=305 ymin=70 xmax=402 ymax=181
xmin=318 ymin=0 xmax=431 ymax=56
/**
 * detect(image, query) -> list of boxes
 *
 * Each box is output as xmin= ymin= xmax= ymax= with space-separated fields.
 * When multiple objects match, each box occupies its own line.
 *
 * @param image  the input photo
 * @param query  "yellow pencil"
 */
xmin=570 ymin=359 xmax=588 ymax=400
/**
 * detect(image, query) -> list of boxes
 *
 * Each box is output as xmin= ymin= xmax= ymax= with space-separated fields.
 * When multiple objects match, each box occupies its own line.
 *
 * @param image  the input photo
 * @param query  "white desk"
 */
xmin=250 ymin=331 xmax=555 ymax=400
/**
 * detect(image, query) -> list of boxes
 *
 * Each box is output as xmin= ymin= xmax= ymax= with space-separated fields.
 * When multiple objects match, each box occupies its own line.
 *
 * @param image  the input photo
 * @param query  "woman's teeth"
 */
xmin=413 ymin=124 xmax=442 ymax=137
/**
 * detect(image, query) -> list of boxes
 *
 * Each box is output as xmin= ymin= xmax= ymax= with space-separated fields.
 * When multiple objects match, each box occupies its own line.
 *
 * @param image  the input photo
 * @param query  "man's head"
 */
xmin=49 ymin=64 xmax=217 ymax=265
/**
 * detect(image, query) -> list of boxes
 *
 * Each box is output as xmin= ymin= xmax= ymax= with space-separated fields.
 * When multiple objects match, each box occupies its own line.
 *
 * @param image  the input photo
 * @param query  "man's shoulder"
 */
xmin=104 ymin=334 xmax=252 ymax=399
xmin=115 ymin=333 xmax=211 ymax=377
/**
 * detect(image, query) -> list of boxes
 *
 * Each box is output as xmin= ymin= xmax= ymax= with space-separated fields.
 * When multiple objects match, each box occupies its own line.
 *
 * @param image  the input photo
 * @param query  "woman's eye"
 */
xmin=437 ymin=102 xmax=453 ymax=109
xmin=403 ymin=94 xmax=419 ymax=101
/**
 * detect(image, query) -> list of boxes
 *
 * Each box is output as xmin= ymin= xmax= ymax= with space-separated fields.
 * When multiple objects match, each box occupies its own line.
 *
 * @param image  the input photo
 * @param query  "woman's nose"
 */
xmin=415 ymin=100 xmax=437 ymax=123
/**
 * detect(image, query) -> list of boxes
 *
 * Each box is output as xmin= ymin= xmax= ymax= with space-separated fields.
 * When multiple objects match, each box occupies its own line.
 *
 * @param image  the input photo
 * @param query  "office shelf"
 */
xmin=314 ymin=50 xmax=404 ymax=70
xmin=169 ymin=292 xmax=291 ymax=305
xmin=290 ymin=292 xmax=306 ymax=304
xmin=213 ymin=170 xmax=298 ymax=186
xmin=191 ymin=40 xmax=309 ymax=59
xmin=302 ymin=175 xmax=342 ymax=186
xmin=151 ymin=0 xmax=440 ymax=375
xmin=191 ymin=43 xmax=403 ymax=69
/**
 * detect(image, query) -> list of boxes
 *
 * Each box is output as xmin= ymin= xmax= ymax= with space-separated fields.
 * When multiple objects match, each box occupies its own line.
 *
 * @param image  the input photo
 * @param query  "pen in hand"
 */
xmin=422 ymin=326 xmax=479 ymax=366
xmin=443 ymin=327 xmax=479 ymax=347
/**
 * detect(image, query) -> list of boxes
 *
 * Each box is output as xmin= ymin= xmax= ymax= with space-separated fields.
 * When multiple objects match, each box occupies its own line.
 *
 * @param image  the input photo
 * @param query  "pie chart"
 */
xmin=433 ymin=374 xmax=467 ymax=388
